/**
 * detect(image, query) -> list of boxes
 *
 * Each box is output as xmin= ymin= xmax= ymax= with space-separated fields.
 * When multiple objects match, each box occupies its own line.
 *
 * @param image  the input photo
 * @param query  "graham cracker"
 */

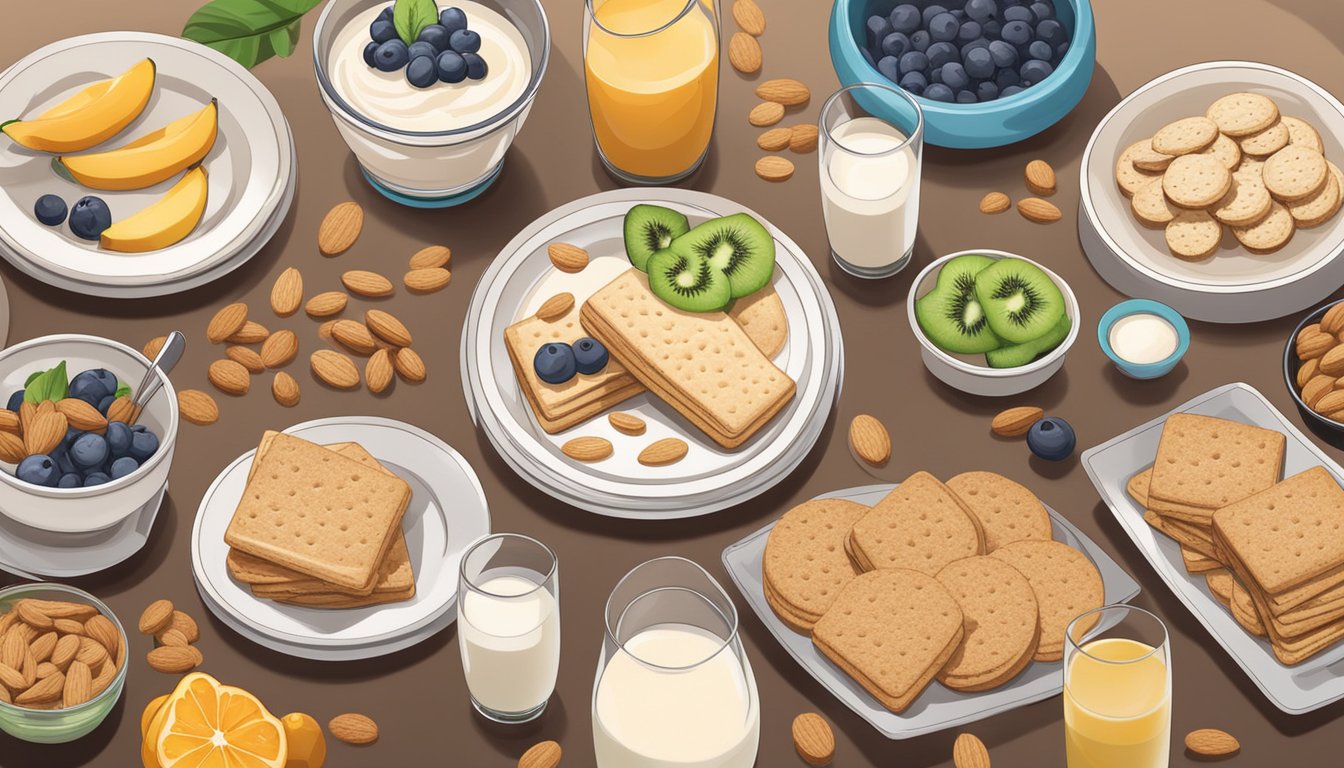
xmin=762 ymin=498 xmax=869 ymax=631
xmin=811 ymin=569 xmax=964 ymax=713
xmin=1147 ymin=414 xmax=1285 ymax=521
xmin=272 ymin=585 xmax=417 ymax=609
xmin=727 ymin=285 xmax=788 ymax=359
xmin=1182 ymin=547 xmax=1221 ymax=574
xmin=945 ymin=471 xmax=1052 ymax=553
xmin=1205 ymin=568 xmax=1234 ymax=605
xmin=847 ymin=471 xmax=985 ymax=575
xmin=1126 ymin=469 xmax=1152 ymax=507
xmin=1143 ymin=510 xmax=1220 ymax=562
xmin=990 ymin=540 xmax=1104 ymax=662
xmin=935 ymin=556 xmax=1040 ymax=692
xmin=1229 ymin=580 xmax=1267 ymax=637
xmin=1213 ymin=467 xmax=1344 ymax=594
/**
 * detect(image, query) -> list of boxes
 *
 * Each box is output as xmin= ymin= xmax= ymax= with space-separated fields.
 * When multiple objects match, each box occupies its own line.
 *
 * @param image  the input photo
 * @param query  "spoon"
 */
xmin=129 ymin=331 xmax=185 ymax=424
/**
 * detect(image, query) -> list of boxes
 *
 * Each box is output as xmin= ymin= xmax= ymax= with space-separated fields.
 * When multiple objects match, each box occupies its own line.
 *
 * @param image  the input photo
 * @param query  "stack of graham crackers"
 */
xmin=223 ymin=432 xmax=416 ymax=609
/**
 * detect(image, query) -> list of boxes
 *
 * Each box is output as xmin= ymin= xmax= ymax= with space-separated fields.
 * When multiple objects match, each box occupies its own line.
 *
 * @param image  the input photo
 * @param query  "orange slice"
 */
xmin=155 ymin=672 xmax=287 ymax=768
xmin=281 ymin=712 xmax=327 ymax=768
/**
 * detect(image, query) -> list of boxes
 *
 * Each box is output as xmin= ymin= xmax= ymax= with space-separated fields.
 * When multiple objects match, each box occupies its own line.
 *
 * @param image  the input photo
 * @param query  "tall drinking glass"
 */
xmin=1063 ymin=605 xmax=1171 ymax=768
xmin=457 ymin=534 xmax=560 ymax=724
xmin=592 ymin=557 xmax=759 ymax=767
xmin=583 ymin=0 xmax=720 ymax=184
xmin=818 ymin=82 xmax=924 ymax=279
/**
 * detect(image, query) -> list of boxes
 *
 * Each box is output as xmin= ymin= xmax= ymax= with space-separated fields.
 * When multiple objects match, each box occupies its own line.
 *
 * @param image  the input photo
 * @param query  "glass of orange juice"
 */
xmin=583 ymin=0 xmax=720 ymax=184
xmin=1063 ymin=605 xmax=1171 ymax=768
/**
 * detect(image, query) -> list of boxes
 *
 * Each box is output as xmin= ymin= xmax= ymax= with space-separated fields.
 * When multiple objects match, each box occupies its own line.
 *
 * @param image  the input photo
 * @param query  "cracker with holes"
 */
xmin=762 ymin=499 xmax=869 ymax=632
xmin=944 ymin=471 xmax=1052 ymax=553
xmin=935 ymin=556 xmax=1040 ymax=691
xmin=1146 ymin=414 xmax=1285 ymax=525
xmin=989 ymin=539 xmax=1104 ymax=662
xmin=846 ymin=471 xmax=985 ymax=574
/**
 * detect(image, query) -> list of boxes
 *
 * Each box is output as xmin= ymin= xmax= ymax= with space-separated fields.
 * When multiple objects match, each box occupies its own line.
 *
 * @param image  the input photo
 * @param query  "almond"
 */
xmin=1303 ymin=376 xmax=1338 ymax=407
xmin=106 ymin=397 xmax=135 ymax=425
xmin=1298 ymin=357 xmax=1321 ymax=388
xmin=29 ymin=601 xmax=97 ymax=621
xmin=261 ymin=329 xmax=299 ymax=368
xmin=608 ymin=412 xmax=646 ymax=436
xmin=84 ymin=615 xmax=120 ymax=655
xmin=147 ymin=645 xmax=198 ymax=674
xmin=167 ymin=611 xmax=199 ymax=644
xmin=19 ymin=646 xmax=35 ymax=687
xmin=404 ymin=268 xmax=452 ymax=293
xmin=548 ymin=242 xmax=589 ymax=273
xmin=208 ymin=359 xmax=251 ymax=396
xmin=408 ymin=245 xmax=451 ymax=270
xmin=638 ymin=438 xmax=688 ymax=466
xmin=1322 ymin=303 xmax=1344 ymax=335
xmin=755 ymin=156 xmax=795 ymax=182
xmin=318 ymin=201 xmax=363 ymax=256
xmin=29 ymin=632 xmax=57 ymax=663
xmin=792 ymin=713 xmax=835 ymax=767
xmin=1298 ymin=330 xmax=1335 ymax=360
xmin=18 ymin=402 xmax=34 ymax=433
xmin=991 ymin=406 xmax=1043 ymax=437
xmin=24 ymin=411 xmax=67 ymax=457
xmin=225 ymin=346 xmax=266 ymax=374
xmin=952 ymin=733 xmax=991 ymax=768
xmin=1320 ymin=343 xmax=1344 ymax=376
xmin=331 ymin=319 xmax=379 ymax=356
xmin=72 ymin=637 xmax=106 ymax=674
xmin=749 ymin=101 xmax=784 ymax=127
xmin=0 ymin=663 xmax=24 ymax=692
xmin=1025 ymin=159 xmax=1057 ymax=196
xmin=90 ymin=658 xmax=117 ymax=697
xmin=272 ymin=372 xmax=301 ymax=407
xmin=365 ymin=309 xmax=413 ymax=347
xmin=35 ymin=662 xmax=59 ymax=679
xmin=311 ymin=350 xmax=361 ymax=389
xmin=157 ymin=629 xmax=189 ymax=648
xmin=562 ymin=436 xmax=612 ymax=462
xmin=732 ymin=0 xmax=766 ymax=35
xmin=728 ymin=32 xmax=762 ymax=74
xmin=0 ymin=432 xmax=24 ymax=463
xmin=519 ymin=740 xmax=562 ymax=768
xmin=207 ymin=303 xmax=248 ymax=344
xmin=16 ymin=601 xmax=53 ymax=631
xmin=15 ymin=671 xmax=63 ymax=705
xmin=305 ymin=291 xmax=348 ymax=318
xmin=62 ymin=659 xmax=93 ymax=708
xmin=227 ymin=320 xmax=270 ymax=344
xmin=342 ymin=270 xmax=394 ymax=298
xmin=270 ymin=267 xmax=303 ymax=317
xmin=758 ymin=127 xmax=792 ymax=151
xmin=1313 ymin=389 xmax=1344 ymax=415
xmin=392 ymin=348 xmax=427 ymax=382
xmin=366 ymin=349 xmax=394 ymax=394
xmin=0 ymin=629 xmax=24 ymax=669
xmin=0 ymin=409 xmax=17 ymax=435
xmin=50 ymin=635 xmax=78 ymax=670
xmin=138 ymin=599 xmax=174 ymax=635
xmin=849 ymin=414 xmax=891 ymax=466
xmin=177 ymin=390 xmax=219 ymax=426
xmin=789 ymin=124 xmax=819 ymax=153
xmin=979 ymin=191 xmax=1011 ymax=214
xmin=1185 ymin=728 xmax=1239 ymax=757
xmin=756 ymin=78 xmax=810 ymax=106
xmin=1297 ymin=323 xmax=1323 ymax=345
xmin=328 ymin=713 xmax=379 ymax=745
xmin=1017 ymin=197 xmax=1062 ymax=223
xmin=536 ymin=293 xmax=575 ymax=322
xmin=143 ymin=335 xmax=167 ymax=360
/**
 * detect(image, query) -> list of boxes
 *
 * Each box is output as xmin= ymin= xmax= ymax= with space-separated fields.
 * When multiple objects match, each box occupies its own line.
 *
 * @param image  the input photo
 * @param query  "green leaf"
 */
xmin=182 ymin=0 xmax=324 ymax=69
xmin=115 ymin=382 xmax=131 ymax=399
xmin=24 ymin=371 xmax=42 ymax=387
xmin=394 ymin=0 xmax=438 ymax=45
xmin=23 ymin=361 xmax=68 ymax=404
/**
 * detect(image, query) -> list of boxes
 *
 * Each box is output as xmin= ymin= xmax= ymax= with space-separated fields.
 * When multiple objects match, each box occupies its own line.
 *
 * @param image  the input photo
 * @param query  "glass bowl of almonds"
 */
xmin=0 ymin=583 xmax=128 ymax=743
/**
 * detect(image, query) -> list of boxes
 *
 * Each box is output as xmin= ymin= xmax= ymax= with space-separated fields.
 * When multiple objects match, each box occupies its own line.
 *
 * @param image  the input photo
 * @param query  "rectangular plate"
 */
xmin=1081 ymin=382 xmax=1344 ymax=715
xmin=721 ymin=483 xmax=1140 ymax=739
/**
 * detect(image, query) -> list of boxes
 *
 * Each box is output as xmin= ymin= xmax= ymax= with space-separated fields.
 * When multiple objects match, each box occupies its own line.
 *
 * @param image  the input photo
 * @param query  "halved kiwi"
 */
xmin=985 ymin=314 xmax=1071 ymax=368
xmin=646 ymin=249 xmax=732 ymax=312
xmin=914 ymin=254 xmax=1002 ymax=354
xmin=624 ymin=205 xmax=691 ymax=272
xmin=973 ymin=258 xmax=1066 ymax=345
xmin=670 ymin=213 xmax=775 ymax=299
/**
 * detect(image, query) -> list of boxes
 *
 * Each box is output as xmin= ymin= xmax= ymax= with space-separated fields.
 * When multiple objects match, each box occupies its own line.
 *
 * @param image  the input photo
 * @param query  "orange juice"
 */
xmin=584 ymin=0 xmax=719 ymax=181
xmin=1064 ymin=638 xmax=1171 ymax=768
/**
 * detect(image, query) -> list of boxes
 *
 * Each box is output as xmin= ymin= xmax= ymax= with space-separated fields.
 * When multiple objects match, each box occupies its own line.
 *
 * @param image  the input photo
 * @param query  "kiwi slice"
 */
xmin=913 ymin=254 xmax=1002 ymax=354
xmin=670 ymin=213 xmax=776 ymax=299
xmin=986 ymin=314 xmax=1071 ymax=368
xmin=647 ymin=249 xmax=732 ymax=312
xmin=624 ymin=205 xmax=691 ymax=272
xmin=973 ymin=258 xmax=1066 ymax=345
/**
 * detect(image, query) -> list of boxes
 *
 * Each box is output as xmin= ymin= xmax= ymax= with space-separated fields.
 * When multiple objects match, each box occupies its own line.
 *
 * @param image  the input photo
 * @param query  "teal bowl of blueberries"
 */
xmin=829 ymin=0 xmax=1096 ymax=148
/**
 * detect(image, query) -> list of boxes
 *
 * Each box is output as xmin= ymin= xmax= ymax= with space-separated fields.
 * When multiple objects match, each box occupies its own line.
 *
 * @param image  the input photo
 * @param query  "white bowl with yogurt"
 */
xmin=1097 ymin=299 xmax=1190 ymax=379
xmin=312 ymin=0 xmax=549 ymax=207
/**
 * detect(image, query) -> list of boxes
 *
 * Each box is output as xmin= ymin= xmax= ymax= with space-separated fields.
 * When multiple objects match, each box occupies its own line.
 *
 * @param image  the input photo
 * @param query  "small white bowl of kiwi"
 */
xmin=907 ymin=249 xmax=1079 ymax=396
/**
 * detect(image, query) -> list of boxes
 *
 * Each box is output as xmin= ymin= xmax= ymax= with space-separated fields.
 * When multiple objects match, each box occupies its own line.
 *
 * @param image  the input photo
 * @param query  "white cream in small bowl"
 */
xmin=1098 ymin=300 xmax=1190 ymax=379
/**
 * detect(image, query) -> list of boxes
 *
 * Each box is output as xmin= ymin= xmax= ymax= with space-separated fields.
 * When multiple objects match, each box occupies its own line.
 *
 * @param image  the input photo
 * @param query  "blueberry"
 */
xmin=106 ymin=422 xmax=132 ymax=458
xmin=406 ymin=55 xmax=438 ymax=88
xmin=929 ymin=67 xmax=943 ymax=84
xmin=881 ymin=31 xmax=910 ymax=58
xmin=976 ymin=80 xmax=1000 ymax=101
xmin=960 ymin=37 xmax=990 ymax=58
xmin=928 ymin=12 xmax=959 ymax=42
xmin=926 ymin=41 xmax=958 ymax=68
xmin=571 ymin=338 xmax=610 ymax=375
xmin=950 ymin=8 xmax=966 ymax=20
xmin=877 ymin=55 xmax=900 ymax=83
xmin=965 ymin=0 xmax=996 ymax=23
xmin=418 ymin=23 xmax=451 ymax=50
xmin=996 ymin=67 xmax=1021 ymax=88
xmin=449 ymin=28 xmax=482 ymax=54
xmin=35 ymin=194 xmax=67 ymax=226
xmin=70 ymin=433 xmax=108 ymax=470
xmin=898 ymin=71 xmax=927 ymax=95
xmin=533 ymin=343 xmax=577 ymax=384
xmin=982 ymin=19 xmax=1002 ymax=38
xmin=369 ymin=18 xmax=398 ymax=44
xmin=956 ymin=89 xmax=977 ymax=103
xmin=439 ymin=6 xmax=469 ymax=33
xmin=866 ymin=15 xmax=894 ymax=52
xmin=53 ymin=447 xmax=76 ymax=476
xmin=921 ymin=4 xmax=948 ymax=27
xmin=377 ymin=4 xmax=394 ymax=22
xmin=888 ymin=3 xmax=921 ymax=34
xmin=956 ymin=20 xmax=982 ymax=44
xmin=70 ymin=369 xmax=117 ymax=402
xmin=110 ymin=456 xmax=139 ymax=480
xmin=941 ymin=62 xmax=970 ymax=90
xmin=15 ymin=455 xmax=59 ymax=487
xmin=129 ymin=430 xmax=159 ymax=463
xmin=1003 ymin=5 xmax=1035 ymax=23
xmin=988 ymin=39 xmax=1018 ymax=67
xmin=1020 ymin=58 xmax=1053 ymax=84
xmin=1027 ymin=417 xmax=1075 ymax=461
xmin=436 ymin=50 xmax=468 ymax=83
xmin=363 ymin=40 xmax=380 ymax=67
xmin=1027 ymin=39 xmax=1053 ymax=61
xmin=924 ymin=83 xmax=955 ymax=102
xmin=964 ymin=46 xmax=995 ymax=78
xmin=57 ymin=473 xmax=81 ymax=489
xmin=910 ymin=30 xmax=931 ymax=52
xmin=898 ymin=51 xmax=929 ymax=77
xmin=463 ymin=53 xmax=488 ymax=80
xmin=68 ymin=196 xmax=112 ymax=241
xmin=82 ymin=472 xmax=110 ymax=487
xmin=6 ymin=391 xmax=22 ymax=412
xmin=374 ymin=40 xmax=409 ymax=72
xmin=1001 ymin=84 xmax=1024 ymax=96
xmin=409 ymin=41 xmax=439 ymax=60
xmin=1030 ymin=1 xmax=1054 ymax=20
xmin=1036 ymin=18 xmax=1066 ymax=46
xmin=1055 ymin=41 xmax=1069 ymax=59
xmin=98 ymin=394 xmax=114 ymax=415
xmin=1001 ymin=19 xmax=1032 ymax=44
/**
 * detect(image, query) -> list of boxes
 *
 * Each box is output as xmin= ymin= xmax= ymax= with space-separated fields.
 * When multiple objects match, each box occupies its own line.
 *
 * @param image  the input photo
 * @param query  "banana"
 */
xmin=55 ymin=100 xmax=218 ymax=191
xmin=100 ymin=166 xmax=208 ymax=253
xmin=1 ymin=58 xmax=155 ymax=153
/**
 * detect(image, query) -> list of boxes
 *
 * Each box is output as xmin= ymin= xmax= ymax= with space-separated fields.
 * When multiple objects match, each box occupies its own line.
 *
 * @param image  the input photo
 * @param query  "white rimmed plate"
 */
xmin=191 ymin=417 xmax=490 ymax=658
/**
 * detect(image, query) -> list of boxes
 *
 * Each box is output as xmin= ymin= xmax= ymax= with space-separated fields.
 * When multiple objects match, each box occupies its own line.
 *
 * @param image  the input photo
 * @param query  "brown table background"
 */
xmin=1 ymin=0 xmax=1342 ymax=765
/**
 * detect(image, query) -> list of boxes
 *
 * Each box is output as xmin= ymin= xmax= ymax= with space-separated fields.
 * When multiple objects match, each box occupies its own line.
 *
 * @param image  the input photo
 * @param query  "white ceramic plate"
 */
xmin=0 ymin=32 xmax=294 ymax=296
xmin=1082 ymin=382 xmax=1344 ymax=715
xmin=721 ymin=483 xmax=1140 ymax=739
xmin=461 ymin=189 xmax=843 ymax=519
xmin=191 ymin=417 xmax=490 ymax=657
xmin=1079 ymin=61 xmax=1344 ymax=323
xmin=0 ymin=484 xmax=164 ymax=579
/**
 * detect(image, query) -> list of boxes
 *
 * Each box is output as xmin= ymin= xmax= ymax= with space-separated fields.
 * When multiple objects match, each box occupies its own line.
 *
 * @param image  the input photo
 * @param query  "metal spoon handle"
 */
xmin=130 ymin=331 xmax=185 ymax=423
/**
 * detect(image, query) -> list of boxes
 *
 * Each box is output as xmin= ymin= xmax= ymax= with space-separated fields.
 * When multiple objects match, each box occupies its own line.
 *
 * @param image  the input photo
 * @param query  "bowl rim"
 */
xmin=1284 ymin=299 xmax=1343 ymax=429
xmin=905 ymin=248 xmax=1081 ymax=378
xmin=0 ymin=583 xmax=127 ymax=717
xmin=0 ymin=334 xmax=178 ymax=499
xmin=1096 ymin=298 xmax=1190 ymax=373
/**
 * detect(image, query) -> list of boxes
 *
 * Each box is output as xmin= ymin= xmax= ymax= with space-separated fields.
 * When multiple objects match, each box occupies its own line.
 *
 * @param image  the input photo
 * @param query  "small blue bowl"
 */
xmin=1097 ymin=300 xmax=1190 ymax=379
xmin=828 ymin=0 xmax=1096 ymax=148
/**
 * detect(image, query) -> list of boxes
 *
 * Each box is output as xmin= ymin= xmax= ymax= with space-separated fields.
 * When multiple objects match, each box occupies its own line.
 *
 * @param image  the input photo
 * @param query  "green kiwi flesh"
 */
xmin=985 ymin=314 xmax=1071 ymax=368
xmin=913 ymin=254 xmax=1002 ymax=354
xmin=670 ymin=213 xmax=775 ymax=299
xmin=972 ymin=258 xmax=1066 ymax=344
xmin=624 ymin=204 xmax=691 ymax=272
xmin=646 ymin=249 xmax=732 ymax=312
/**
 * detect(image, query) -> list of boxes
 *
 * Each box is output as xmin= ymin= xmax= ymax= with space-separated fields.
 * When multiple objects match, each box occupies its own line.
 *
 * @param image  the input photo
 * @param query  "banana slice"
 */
xmin=56 ymin=100 xmax=218 ymax=191
xmin=1 ymin=59 xmax=155 ymax=153
xmin=100 ymin=166 xmax=208 ymax=253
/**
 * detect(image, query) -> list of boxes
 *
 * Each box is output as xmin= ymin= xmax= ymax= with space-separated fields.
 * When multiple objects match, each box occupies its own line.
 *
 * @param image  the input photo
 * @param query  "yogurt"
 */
xmin=1108 ymin=313 xmax=1178 ymax=365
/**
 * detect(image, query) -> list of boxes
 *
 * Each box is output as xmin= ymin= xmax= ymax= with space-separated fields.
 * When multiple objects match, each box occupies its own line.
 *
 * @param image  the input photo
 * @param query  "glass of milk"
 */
xmin=458 ymin=533 xmax=560 ymax=724
xmin=817 ymin=82 xmax=924 ymax=279
xmin=592 ymin=557 xmax=760 ymax=768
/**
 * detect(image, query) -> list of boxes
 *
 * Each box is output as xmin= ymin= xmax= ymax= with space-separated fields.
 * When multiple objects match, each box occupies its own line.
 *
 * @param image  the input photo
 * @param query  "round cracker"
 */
xmin=763 ymin=498 xmax=870 ymax=629
xmin=1115 ymin=141 xmax=1163 ymax=197
xmin=1213 ymin=173 xmax=1273 ymax=226
xmin=1162 ymin=154 xmax=1232 ymax=208
xmin=1281 ymin=116 xmax=1324 ymax=154
xmin=1207 ymin=92 xmax=1280 ymax=137
xmin=1263 ymin=145 xmax=1328 ymax=202
xmin=1165 ymin=209 xmax=1223 ymax=261
xmin=945 ymin=471 xmax=1052 ymax=553
xmin=1199 ymin=133 xmax=1242 ymax=170
xmin=1151 ymin=117 xmax=1220 ymax=156
xmin=935 ymin=556 xmax=1040 ymax=691
xmin=1239 ymin=120 xmax=1290 ymax=158
xmin=989 ymin=540 xmax=1104 ymax=662
xmin=1130 ymin=140 xmax=1175 ymax=172
xmin=1131 ymin=178 xmax=1178 ymax=226
xmin=1238 ymin=156 xmax=1265 ymax=181
xmin=1288 ymin=163 xmax=1342 ymax=228
xmin=1232 ymin=200 xmax=1295 ymax=252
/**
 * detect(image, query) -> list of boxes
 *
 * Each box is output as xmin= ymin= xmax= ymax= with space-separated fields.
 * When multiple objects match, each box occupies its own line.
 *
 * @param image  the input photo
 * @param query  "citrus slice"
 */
xmin=281 ymin=713 xmax=327 ymax=768
xmin=155 ymin=672 xmax=287 ymax=768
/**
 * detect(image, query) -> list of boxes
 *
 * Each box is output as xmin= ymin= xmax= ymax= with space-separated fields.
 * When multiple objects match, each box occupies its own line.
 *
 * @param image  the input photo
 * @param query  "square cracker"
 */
xmin=1148 ymin=414 xmax=1285 ymax=518
xmin=224 ymin=433 xmax=411 ymax=593
xmin=848 ymin=471 xmax=984 ymax=574
xmin=1213 ymin=467 xmax=1344 ymax=594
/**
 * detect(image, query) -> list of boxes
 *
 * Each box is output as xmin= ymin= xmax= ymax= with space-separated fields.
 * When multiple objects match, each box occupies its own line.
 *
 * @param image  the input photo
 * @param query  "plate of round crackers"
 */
xmin=1080 ymin=61 xmax=1344 ymax=323
xmin=721 ymin=474 xmax=1140 ymax=739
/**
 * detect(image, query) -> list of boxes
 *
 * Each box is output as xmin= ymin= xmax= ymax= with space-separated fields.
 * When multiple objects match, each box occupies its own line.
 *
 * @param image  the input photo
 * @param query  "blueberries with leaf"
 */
xmin=366 ymin=0 xmax=491 ymax=87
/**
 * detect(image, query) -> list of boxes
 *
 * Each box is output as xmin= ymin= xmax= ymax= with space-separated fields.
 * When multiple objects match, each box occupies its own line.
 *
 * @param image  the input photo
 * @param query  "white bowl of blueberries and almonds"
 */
xmin=0 ymin=335 xmax=178 ymax=534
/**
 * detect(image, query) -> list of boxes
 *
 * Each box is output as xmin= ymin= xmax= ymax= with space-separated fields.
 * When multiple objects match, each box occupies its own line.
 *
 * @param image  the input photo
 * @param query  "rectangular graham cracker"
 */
xmin=271 ymin=585 xmax=417 ymax=609
xmin=1147 ymin=414 xmax=1286 ymax=520
xmin=1182 ymin=547 xmax=1221 ymax=574
xmin=579 ymin=269 xmax=796 ymax=449
xmin=224 ymin=433 xmax=411 ymax=593
xmin=1213 ymin=467 xmax=1344 ymax=594
xmin=847 ymin=472 xmax=985 ymax=575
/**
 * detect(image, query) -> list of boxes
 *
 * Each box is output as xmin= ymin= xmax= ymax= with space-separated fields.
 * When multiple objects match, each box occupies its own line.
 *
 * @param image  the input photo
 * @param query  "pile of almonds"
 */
xmin=1293 ymin=303 xmax=1344 ymax=419
xmin=980 ymin=160 xmax=1062 ymax=223
xmin=751 ymin=79 xmax=814 ymax=183
xmin=0 ymin=598 xmax=125 ymax=709
xmin=0 ymin=395 xmax=133 ymax=465
xmin=139 ymin=599 xmax=204 ymax=674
